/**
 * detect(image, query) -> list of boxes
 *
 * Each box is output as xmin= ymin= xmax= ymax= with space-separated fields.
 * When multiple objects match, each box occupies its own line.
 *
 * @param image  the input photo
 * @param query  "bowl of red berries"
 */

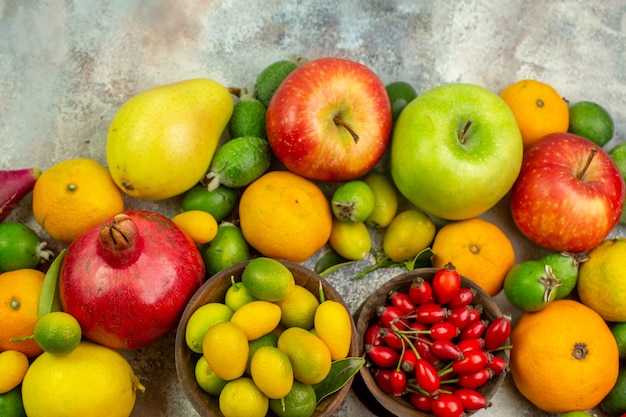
xmin=355 ymin=265 xmax=511 ymax=416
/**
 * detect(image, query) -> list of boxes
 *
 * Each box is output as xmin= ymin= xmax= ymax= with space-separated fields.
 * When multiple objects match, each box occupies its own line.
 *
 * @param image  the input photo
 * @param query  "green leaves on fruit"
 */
xmin=312 ymin=357 xmax=365 ymax=404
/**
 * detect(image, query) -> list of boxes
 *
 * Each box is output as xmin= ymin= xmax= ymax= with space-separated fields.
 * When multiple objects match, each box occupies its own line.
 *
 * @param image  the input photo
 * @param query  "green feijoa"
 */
xmin=608 ymin=142 xmax=626 ymax=224
xmin=601 ymin=364 xmax=626 ymax=415
xmin=331 ymin=180 xmax=375 ymax=223
xmin=503 ymin=260 xmax=561 ymax=312
xmin=200 ymin=222 xmax=250 ymax=276
xmin=611 ymin=322 xmax=626 ymax=360
xmin=0 ymin=222 xmax=54 ymax=273
xmin=180 ymin=183 xmax=238 ymax=222
xmin=386 ymin=81 xmax=417 ymax=122
xmin=254 ymin=59 xmax=299 ymax=107
xmin=539 ymin=252 xmax=584 ymax=300
xmin=205 ymin=136 xmax=271 ymax=191
xmin=229 ymin=89 xmax=267 ymax=140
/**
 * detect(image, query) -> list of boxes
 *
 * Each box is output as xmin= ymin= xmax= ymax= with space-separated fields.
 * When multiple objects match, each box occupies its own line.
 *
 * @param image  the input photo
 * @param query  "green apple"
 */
xmin=390 ymin=83 xmax=523 ymax=220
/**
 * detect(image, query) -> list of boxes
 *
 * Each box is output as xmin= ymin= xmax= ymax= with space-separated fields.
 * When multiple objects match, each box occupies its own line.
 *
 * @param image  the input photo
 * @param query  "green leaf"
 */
xmin=312 ymin=356 xmax=365 ymax=403
xmin=314 ymin=248 xmax=355 ymax=277
xmin=404 ymin=247 xmax=434 ymax=270
xmin=38 ymin=249 xmax=66 ymax=319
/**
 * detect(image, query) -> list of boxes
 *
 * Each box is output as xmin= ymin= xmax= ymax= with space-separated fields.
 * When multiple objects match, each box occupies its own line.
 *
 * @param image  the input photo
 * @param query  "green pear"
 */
xmin=106 ymin=78 xmax=233 ymax=200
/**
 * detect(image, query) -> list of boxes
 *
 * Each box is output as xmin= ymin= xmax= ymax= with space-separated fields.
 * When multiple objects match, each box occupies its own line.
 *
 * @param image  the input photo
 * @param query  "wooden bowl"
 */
xmin=175 ymin=259 xmax=359 ymax=417
xmin=355 ymin=268 xmax=510 ymax=416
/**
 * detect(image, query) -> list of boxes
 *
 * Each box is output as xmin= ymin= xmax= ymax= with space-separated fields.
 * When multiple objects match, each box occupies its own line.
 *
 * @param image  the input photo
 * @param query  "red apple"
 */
xmin=510 ymin=133 xmax=625 ymax=253
xmin=266 ymin=57 xmax=392 ymax=182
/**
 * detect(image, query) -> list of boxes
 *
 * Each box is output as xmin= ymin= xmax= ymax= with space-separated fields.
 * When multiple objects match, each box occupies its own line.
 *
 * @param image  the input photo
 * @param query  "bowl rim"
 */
xmin=174 ymin=258 xmax=360 ymax=417
xmin=354 ymin=267 xmax=510 ymax=417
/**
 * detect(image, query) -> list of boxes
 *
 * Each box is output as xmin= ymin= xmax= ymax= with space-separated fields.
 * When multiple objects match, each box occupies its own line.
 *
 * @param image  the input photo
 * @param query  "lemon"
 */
xmin=33 ymin=311 xmax=82 ymax=355
xmin=314 ymin=300 xmax=352 ymax=360
xmin=219 ymin=377 xmax=269 ymax=417
xmin=230 ymin=300 xmax=281 ymax=341
xmin=331 ymin=180 xmax=375 ymax=222
xmin=269 ymin=380 xmax=317 ymax=417
xmin=241 ymin=257 xmax=295 ymax=302
xmin=246 ymin=332 xmax=279 ymax=375
xmin=180 ymin=183 xmax=238 ymax=223
xmin=274 ymin=284 xmax=320 ymax=329
xmin=277 ymin=327 xmax=332 ymax=385
xmin=578 ymin=238 xmax=626 ymax=322
xmin=195 ymin=355 xmax=228 ymax=396
xmin=250 ymin=346 xmax=294 ymax=399
xmin=254 ymin=59 xmax=299 ymax=107
xmin=202 ymin=321 xmax=249 ymax=381
xmin=383 ymin=209 xmax=436 ymax=262
xmin=0 ymin=385 xmax=26 ymax=417
xmin=329 ymin=219 xmax=371 ymax=261
xmin=568 ymin=100 xmax=614 ymax=146
xmin=608 ymin=142 xmax=626 ymax=225
xmin=0 ymin=350 xmax=29 ymax=394
xmin=229 ymin=89 xmax=267 ymax=139
xmin=185 ymin=302 xmax=234 ymax=353
xmin=171 ymin=210 xmax=218 ymax=244
xmin=21 ymin=341 xmax=143 ymax=417
xmin=363 ymin=171 xmax=399 ymax=228
xmin=224 ymin=278 xmax=258 ymax=311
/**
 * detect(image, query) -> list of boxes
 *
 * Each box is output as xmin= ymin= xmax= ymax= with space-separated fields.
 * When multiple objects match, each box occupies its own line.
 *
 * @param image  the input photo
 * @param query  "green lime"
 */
xmin=201 ymin=222 xmax=250 ymax=276
xmin=0 ymin=385 xmax=27 ymax=417
xmin=568 ymin=100 xmax=614 ymax=146
xmin=254 ymin=59 xmax=300 ymax=107
xmin=194 ymin=355 xmax=228 ymax=396
xmin=611 ymin=322 xmax=626 ymax=359
xmin=241 ymin=257 xmax=295 ymax=302
xmin=560 ymin=413 xmax=594 ymax=417
xmin=602 ymin=365 xmax=626 ymax=415
xmin=331 ymin=180 xmax=375 ymax=222
xmin=180 ymin=183 xmax=238 ymax=222
xmin=503 ymin=261 xmax=560 ymax=312
xmin=0 ymin=222 xmax=54 ymax=273
xmin=205 ymin=136 xmax=271 ymax=191
xmin=219 ymin=377 xmax=269 ymax=417
xmin=224 ymin=277 xmax=258 ymax=311
xmin=229 ymin=89 xmax=267 ymax=139
xmin=269 ymin=380 xmax=317 ymax=417
xmin=33 ymin=311 xmax=82 ymax=355
xmin=386 ymin=81 xmax=417 ymax=122
xmin=185 ymin=302 xmax=234 ymax=353
xmin=538 ymin=252 xmax=580 ymax=299
xmin=608 ymin=142 xmax=626 ymax=225
xmin=274 ymin=284 xmax=320 ymax=329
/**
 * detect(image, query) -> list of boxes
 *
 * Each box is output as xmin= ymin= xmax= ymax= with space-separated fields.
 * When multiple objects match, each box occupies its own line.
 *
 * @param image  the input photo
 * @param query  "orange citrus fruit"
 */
xmin=238 ymin=171 xmax=332 ymax=263
xmin=510 ymin=299 xmax=619 ymax=413
xmin=32 ymin=158 xmax=124 ymax=243
xmin=0 ymin=269 xmax=45 ymax=357
xmin=500 ymin=79 xmax=569 ymax=149
xmin=431 ymin=217 xmax=515 ymax=296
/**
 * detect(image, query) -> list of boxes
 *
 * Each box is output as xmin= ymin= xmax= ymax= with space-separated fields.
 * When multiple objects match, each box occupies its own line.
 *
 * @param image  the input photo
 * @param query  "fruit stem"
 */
xmin=458 ymin=119 xmax=473 ymax=144
xmin=576 ymin=148 xmax=597 ymax=180
xmin=333 ymin=116 xmax=359 ymax=143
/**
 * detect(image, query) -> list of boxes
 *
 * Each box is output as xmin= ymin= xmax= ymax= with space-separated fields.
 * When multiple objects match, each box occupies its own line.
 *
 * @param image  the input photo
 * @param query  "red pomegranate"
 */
xmin=59 ymin=210 xmax=205 ymax=349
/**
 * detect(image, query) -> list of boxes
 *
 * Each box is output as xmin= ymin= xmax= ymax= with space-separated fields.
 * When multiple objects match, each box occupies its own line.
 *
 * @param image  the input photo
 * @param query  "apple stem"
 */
xmin=459 ymin=119 xmax=473 ymax=144
xmin=334 ymin=116 xmax=360 ymax=143
xmin=577 ymin=148 xmax=598 ymax=179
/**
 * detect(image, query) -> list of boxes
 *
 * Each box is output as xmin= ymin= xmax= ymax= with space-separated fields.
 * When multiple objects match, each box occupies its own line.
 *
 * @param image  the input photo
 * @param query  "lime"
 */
xmin=224 ymin=277 xmax=258 ymax=311
xmin=219 ymin=377 xmax=268 ymax=417
xmin=611 ymin=322 xmax=626 ymax=360
xmin=503 ymin=261 xmax=560 ymax=312
xmin=180 ymin=183 xmax=238 ymax=223
xmin=246 ymin=332 xmax=279 ymax=375
xmin=274 ymin=284 xmax=320 ymax=329
xmin=568 ymin=100 xmax=614 ymax=146
xmin=269 ymin=380 xmax=317 ymax=417
xmin=205 ymin=136 xmax=271 ymax=191
xmin=202 ymin=321 xmax=249 ymax=381
xmin=386 ymin=81 xmax=417 ymax=122
xmin=363 ymin=172 xmax=399 ymax=228
xmin=331 ymin=180 xmax=375 ymax=222
xmin=201 ymin=222 xmax=250 ymax=276
xmin=194 ymin=355 xmax=228 ymax=396
xmin=608 ymin=142 xmax=626 ymax=225
xmin=560 ymin=413 xmax=595 ymax=417
xmin=0 ymin=385 xmax=26 ymax=417
xmin=255 ymin=59 xmax=300 ymax=107
xmin=185 ymin=302 xmax=234 ymax=353
xmin=230 ymin=300 xmax=281 ymax=341
xmin=33 ymin=311 xmax=82 ymax=355
xmin=229 ymin=89 xmax=267 ymax=139
xmin=250 ymin=346 xmax=294 ymax=399
xmin=329 ymin=219 xmax=371 ymax=261
xmin=539 ymin=252 xmax=581 ymax=299
xmin=382 ymin=209 xmax=435 ymax=262
xmin=0 ymin=222 xmax=54 ymax=273
xmin=602 ymin=364 xmax=626 ymax=415
xmin=241 ymin=257 xmax=295 ymax=302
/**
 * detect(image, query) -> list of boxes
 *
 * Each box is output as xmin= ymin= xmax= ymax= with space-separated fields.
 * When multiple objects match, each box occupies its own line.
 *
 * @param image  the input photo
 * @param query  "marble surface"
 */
xmin=2 ymin=1 xmax=626 ymax=416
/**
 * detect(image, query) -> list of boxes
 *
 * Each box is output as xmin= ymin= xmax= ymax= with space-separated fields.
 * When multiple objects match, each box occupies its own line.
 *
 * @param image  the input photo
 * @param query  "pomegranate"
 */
xmin=59 ymin=210 xmax=205 ymax=349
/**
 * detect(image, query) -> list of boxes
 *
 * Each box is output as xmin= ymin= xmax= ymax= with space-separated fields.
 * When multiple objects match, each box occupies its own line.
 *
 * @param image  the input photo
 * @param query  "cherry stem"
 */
xmin=577 ymin=148 xmax=597 ymax=179
xmin=459 ymin=119 xmax=473 ymax=144
xmin=334 ymin=116 xmax=360 ymax=143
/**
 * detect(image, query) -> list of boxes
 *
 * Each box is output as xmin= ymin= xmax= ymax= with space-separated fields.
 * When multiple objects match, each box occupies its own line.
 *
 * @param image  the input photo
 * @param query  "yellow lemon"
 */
xmin=219 ymin=377 xmax=268 ymax=417
xmin=185 ymin=302 xmax=234 ymax=353
xmin=203 ymin=321 xmax=249 ymax=381
xmin=363 ymin=172 xmax=399 ymax=228
xmin=383 ymin=209 xmax=436 ymax=262
xmin=277 ymin=327 xmax=332 ymax=385
xmin=230 ymin=300 xmax=281 ymax=341
xmin=172 ymin=210 xmax=218 ymax=244
xmin=329 ymin=219 xmax=371 ymax=261
xmin=274 ymin=285 xmax=320 ymax=329
xmin=250 ymin=346 xmax=294 ymax=399
xmin=0 ymin=350 xmax=29 ymax=394
xmin=314 ymin=300 xmax=352 ymax=360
